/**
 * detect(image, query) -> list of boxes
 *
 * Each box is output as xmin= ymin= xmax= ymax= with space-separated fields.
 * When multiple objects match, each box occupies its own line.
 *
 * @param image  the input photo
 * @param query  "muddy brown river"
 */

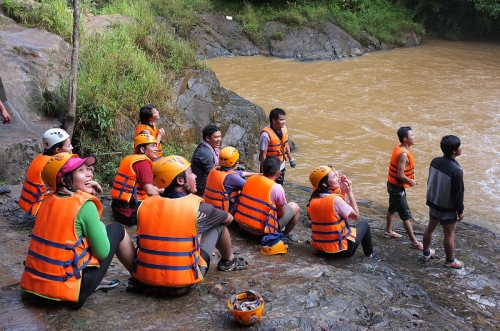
xmin=207 ymin=39 xmax=500 ymax=234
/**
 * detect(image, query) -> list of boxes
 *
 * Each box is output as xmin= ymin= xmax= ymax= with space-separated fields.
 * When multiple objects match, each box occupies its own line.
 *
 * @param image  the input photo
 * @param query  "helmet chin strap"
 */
xmin=184 ymin=182 xmax=191 ymax=192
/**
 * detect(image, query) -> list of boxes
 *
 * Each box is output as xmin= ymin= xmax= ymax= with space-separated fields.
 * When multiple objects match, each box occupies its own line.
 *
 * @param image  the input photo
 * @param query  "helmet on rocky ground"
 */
xmin=227 ymin=290 xmax=265 ymax=325
xmin=152 ymin=155 xmax=190 ymax=189
xmin=41 ymin=153 xmax=77 ymax=190
xmin=309 ymin=165 xmax=333 ymax=191
xmin=134 ymin=133 xmax=157 ymax=150
xmin=219 ymin=146 xmax=239 ymax=168
xmin=42 ymin=128 xmax=70 ymax=149
xmin=260 ymin=240 xmax=288 ymax=255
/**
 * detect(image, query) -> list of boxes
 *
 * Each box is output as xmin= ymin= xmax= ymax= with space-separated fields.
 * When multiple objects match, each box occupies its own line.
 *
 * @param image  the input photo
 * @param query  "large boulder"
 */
xmin=174 ymin=69 xmax=266 ymax=170
xmin=190 ymin=13 xmax=370 ymax=60
xmin=0 ymin=12 xmax=70 ymax=184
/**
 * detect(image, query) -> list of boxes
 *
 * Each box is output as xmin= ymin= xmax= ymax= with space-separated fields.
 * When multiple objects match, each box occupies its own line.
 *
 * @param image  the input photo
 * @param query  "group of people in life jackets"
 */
xmin=16 ymin=104 xmax=465 ymax=309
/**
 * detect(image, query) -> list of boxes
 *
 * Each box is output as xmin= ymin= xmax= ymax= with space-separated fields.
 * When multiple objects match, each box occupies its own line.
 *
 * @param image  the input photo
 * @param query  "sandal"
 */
xmin=410 ymin=242 xmax=424 ymax=251
xmin=95 ymin=279 xmax=119 ymax=292
xmin=384 ymin=231 xmax=402 ymax=238
xmin=217 ymin=256 xmax=249 ymax=272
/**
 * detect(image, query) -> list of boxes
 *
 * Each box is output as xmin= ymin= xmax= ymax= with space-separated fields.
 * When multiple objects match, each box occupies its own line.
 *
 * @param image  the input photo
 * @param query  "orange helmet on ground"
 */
xmin=134 ymin=133 xmax=157 ymax=150
xmin=228 ymin=290 xmax=265 ymax=325
xmin=309 ymin=165 xmax=333 ymax=191
xmin=219 ymin=146 xmax=239 ymax=168
xmin=152 ymin=155 xmax=190 ymax=189
xmin=260 ymin=240 xmax=288 ymax=255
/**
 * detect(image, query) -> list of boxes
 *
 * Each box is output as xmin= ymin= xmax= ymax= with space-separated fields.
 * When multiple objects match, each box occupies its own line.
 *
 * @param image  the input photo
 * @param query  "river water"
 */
xmin=206 ymin=39 xmax=500 ymax=233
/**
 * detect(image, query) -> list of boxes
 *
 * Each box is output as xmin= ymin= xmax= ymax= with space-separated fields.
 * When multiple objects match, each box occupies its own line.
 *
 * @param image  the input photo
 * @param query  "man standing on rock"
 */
xmin=385 ymin=126 xmax=422 ymax=250
xmin=421 ymin=135 xmax=465 ymax=269
xmin=259 ymin=108 xmax=296 ymax=185
xmin=191 ymin=124 xmax=222 ymax=196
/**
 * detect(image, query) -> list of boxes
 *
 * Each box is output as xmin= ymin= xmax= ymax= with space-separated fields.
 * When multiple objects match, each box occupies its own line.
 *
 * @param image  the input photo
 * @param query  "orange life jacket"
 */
xmin=20 ymin=191 xmax=101 ymax=302
xmin=203 ymin=167 xmax=240 ymax=212
xmin=307 ymin=193 xmax=357 ymax=253
xmin=111 ymin=155 xmax=153 ymax=204
xmin=387 ymin=145 xmax=415 ymax=188
xmin=19 ymin=154 xmax=51 ymax=216
xmin=233 ymin=175 xmax=280 ymax=234
xmin=134 ymin=194 xmax=207 ymax=287
xmin=260 ymin=126 xmax=288 ymax=163
xmin=135 ymin=123 xmax=162 ymax=157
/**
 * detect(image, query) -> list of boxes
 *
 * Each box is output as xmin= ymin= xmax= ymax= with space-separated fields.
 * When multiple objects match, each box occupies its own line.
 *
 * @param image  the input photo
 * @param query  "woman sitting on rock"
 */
xmin=307 ymin=165 xmax=380 ymax=261
xmin=20 ymin=153 xmax=136 ymax=309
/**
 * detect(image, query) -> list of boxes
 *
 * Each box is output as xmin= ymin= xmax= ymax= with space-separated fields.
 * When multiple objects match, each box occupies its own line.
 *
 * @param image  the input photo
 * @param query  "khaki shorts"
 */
xmin=277 ymin=204 xmax=294 ymax=230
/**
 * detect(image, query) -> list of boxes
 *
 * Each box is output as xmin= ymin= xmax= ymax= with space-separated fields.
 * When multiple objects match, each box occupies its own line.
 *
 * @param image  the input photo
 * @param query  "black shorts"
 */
xmin=387 ymin=182 xmax=412 ymax=221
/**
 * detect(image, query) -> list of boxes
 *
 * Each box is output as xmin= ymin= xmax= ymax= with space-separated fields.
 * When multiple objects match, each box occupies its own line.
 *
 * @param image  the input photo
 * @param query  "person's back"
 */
xmin=233 ymin=174 xmax=280 ymax=234
xmin=135 ymin=193 xmax=206 ymax=287
xmin=203 ymin=146 xmax=255 ymax=212
xmin=19 ymin=128 xmax=72 ymax=216
xmin=111 ymin=134 xmax=159 ymax=225
xmin=234 ymin=156 xmax=300 ymax=241
xmin=203 ymin=167 xmax=239 ymax=212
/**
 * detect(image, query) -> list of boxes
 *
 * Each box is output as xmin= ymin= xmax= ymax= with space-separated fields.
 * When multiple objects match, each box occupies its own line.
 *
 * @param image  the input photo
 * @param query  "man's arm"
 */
xmin=397 ymin=153 xmax=416 ymax=186
xmin=451 ymin=167 xmax=465 ymax=219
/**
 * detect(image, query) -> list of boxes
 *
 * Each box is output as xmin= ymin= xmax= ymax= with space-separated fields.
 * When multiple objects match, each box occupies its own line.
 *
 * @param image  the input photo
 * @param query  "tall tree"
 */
xmin=65 ymin=0 xmax=80 ymax=135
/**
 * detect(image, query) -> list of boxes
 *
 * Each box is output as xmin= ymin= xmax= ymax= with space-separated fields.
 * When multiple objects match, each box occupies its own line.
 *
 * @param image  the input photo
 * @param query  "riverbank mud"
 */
xmin=1 ymin=184 xmax=499 ymax=330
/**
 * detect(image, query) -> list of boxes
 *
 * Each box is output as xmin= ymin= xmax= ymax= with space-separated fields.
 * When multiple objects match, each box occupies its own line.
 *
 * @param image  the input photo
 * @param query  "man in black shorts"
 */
xmin=385 ymin=126 xmax=422 ymax=250
xmin=422 ymin=135 xmax=465 ymax=269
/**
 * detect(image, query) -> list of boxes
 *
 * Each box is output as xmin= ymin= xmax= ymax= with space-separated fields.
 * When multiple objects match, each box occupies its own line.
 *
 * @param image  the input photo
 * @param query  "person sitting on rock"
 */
xmin=233 ymin=156 xmax=300 ymax=242
xmin=20 ymin=153 xmax=136 ymax=309
xmin=19 ymin=128 xmax=102 ymax=216
xmin=135 ymin=104 xmax=165 ymax=160
xmin=307 ymin=165 xmax=380 ymax=261
xmin=203 ymin=146 xmax=260 ymax=213
xmin=127 ymin=155 xmax=248 ymax=295
xmin=111 ymin=134 xmax=163 ymax=225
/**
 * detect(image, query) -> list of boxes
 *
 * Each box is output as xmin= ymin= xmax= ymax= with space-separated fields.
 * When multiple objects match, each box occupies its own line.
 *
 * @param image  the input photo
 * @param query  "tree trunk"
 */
xmin=65 ymin=0 xmax=80 ymax=135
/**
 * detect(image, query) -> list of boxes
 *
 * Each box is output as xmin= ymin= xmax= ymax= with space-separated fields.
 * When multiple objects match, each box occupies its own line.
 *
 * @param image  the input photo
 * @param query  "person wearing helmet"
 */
xmin=111 ymin=133 xmax=163 ymax=225
xmin=20 ymin=153 xmax=136 ymax=309
xmin=203 ymin=146 xmax=260 ymax=212
xmin=233 ymin=156 xmax=300 ymax=242
xmin=259 ymin=108 xmax=296 ymax=185
xmin=128 ymin=155 xmax=249 ymax=294
xmin=307 ymin=165 xmax=380 ymax=261
xmin=135 ymin=104 xmax=165 ymax=159
xmin=19 ymin=128 xmax=101 ymax=216
xmin=190 ymin=124 xmax=222 ymax=196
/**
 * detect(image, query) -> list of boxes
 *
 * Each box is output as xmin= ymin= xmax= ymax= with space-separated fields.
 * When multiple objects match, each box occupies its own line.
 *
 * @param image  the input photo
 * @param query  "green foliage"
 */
xmin=408 ymin=0 xmax=499 ymax=38
xmin=3 ymin=0 xmax=73 ymax=41
xmin=147 ymin=0 xmax=213 ymax=37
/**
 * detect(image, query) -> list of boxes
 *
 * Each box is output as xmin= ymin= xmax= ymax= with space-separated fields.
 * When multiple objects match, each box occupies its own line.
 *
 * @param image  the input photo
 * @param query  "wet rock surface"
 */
xmin=1 ymin=183 xmax=499 ymax=330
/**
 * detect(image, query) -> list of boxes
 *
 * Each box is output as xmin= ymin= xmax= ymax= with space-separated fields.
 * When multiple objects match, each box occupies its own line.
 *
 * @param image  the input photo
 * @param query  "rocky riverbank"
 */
xmin=1 ymin=183 xmax=499 ymax=330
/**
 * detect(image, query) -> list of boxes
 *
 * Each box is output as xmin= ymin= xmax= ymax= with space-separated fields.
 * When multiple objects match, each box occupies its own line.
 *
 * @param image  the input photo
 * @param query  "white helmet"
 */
xmin=42 ymin=128 xmax=70 ymax=149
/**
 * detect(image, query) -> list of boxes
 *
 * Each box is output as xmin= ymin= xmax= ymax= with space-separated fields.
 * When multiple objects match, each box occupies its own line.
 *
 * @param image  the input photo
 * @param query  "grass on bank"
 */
xmin=211 ymin=0 xmax=424 ymax=46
